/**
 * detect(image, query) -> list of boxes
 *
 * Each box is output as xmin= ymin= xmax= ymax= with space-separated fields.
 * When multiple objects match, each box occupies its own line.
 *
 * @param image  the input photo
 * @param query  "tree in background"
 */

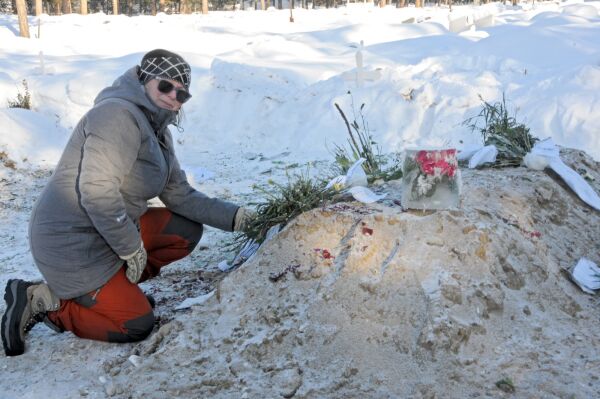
xmin=2 ymin=0 xmax=499 ymax=16
xmin=16 ymin=0 xmax=30 ymax=37
xmin=180 ymin=0 xmax=189 ymax=13
xmin=62 ymin=0 xmax=72 ymax=13
xmin=53 ymin=0 xmax=59 ymax=13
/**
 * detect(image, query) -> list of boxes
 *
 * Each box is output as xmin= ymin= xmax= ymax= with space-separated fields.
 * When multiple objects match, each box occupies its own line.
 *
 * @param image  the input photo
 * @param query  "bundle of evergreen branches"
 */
xmin=238 ymin=172 xmax=339 ymax=246
xmin=464 ymin=93 xmax=538 ymax=167
xmin=332 ymin=92 xmax=403 ymax=182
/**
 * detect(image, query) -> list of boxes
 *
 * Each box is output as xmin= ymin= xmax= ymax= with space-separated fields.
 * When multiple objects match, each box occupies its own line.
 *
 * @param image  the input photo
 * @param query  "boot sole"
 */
xmin=1 ymin=279 xmax=29 ymax=356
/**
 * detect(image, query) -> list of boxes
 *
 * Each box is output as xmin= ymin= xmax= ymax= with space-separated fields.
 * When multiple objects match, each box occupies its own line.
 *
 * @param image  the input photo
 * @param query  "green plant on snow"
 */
xmin=7 ymin=79 xmax=32 ymax=110
xmin=237 ymin=170 xmax=340 ymax=247
xmin=332 ymin=92 xmax=402 ymax=182
xmin=463 ymin=93 xmax=538 ymax=167
xmin=495 ymin=377 xmax=516 ymax=393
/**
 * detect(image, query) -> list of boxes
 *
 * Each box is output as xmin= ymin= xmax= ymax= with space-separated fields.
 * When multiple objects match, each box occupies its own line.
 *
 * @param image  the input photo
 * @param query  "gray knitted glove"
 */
xmin=233 ymin=207 xmax=256 ymax=233
xmin=120 ymin=243 xmax=147 ymax=284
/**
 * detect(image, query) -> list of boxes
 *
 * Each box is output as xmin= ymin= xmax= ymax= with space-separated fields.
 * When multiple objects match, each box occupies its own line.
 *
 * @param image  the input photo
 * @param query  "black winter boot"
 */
xmin=1 ymin=279 xmax=60 ymax=356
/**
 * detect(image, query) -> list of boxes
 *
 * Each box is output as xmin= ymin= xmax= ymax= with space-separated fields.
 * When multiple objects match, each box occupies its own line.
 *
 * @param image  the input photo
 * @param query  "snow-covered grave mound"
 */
xmin=110 ymin=149 xmax=600 ymax=398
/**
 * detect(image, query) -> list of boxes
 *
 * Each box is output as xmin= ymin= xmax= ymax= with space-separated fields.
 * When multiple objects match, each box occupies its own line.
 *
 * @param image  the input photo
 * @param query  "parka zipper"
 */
xmin=156 ymin=130 xmax=172 ymax=194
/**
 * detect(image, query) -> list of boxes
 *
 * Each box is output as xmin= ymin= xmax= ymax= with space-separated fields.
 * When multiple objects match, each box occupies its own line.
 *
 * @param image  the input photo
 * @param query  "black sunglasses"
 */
xmin=156 ymin=79 xmax=192 ymax=104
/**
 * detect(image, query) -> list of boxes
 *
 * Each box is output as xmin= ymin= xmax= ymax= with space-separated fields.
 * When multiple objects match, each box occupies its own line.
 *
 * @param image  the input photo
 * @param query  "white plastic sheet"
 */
xmin=218 ymin=223 xmax=282 ymax=272
xmin=175 ymin=290 xmax=215 ymax=310
xmin=347 ymin=186 xmax=387 ymax=203
xmin=569 ymin=258 xmax=600 ymax=294
xmin=460 ymin=139 xmax=600 ymax=211
xmin=325 ymin=158 xmax=386 ymax=204
xmin=326 ymin=158 xmax=367 ymax=190
xmin=528 ymin=138 xmax=600 ymax=211
xmin=346 ymin=158 xmax=368 ymax=187
xmin=466 ymin=145 xmax=498 ymax=168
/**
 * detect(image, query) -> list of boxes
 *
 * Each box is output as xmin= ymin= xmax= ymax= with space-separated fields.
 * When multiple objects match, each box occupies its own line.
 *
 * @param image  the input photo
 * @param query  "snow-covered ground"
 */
xmin=0 ymin=2 xmax=600 ymax=397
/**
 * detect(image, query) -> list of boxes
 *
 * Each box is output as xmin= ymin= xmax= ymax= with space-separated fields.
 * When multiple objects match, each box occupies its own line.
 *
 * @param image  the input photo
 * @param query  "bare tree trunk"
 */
xmin=159 ymin=0 xmax=165 ymax=12
xmin=112 ymin=0 xmax=118 ymax=14
xmin=151 ymin=0 xmax=157 ymax=15
xmin=512 ymin=0 xmax=517 ymax=5
xmin=52 ymin=0 xmax=60 ymax=14
xmin=81 ymin=0 xmax=88 ymax=14
xmin=182 ymin=0 xmax=191 ymax=13
xmin=62 ymin=0 xmax=72 ymax=13
xmin=35 ymin=0 xmax=42 ymax=15
xmin=202 ymin=0 xmax=208 ymax=13
xmin=260 ymin=0 xmax=265 ymax=9
xmin=277 ymin=0 xmax=282 ymax=9
xmin=16 ymin=0 xmax=30 ymax=38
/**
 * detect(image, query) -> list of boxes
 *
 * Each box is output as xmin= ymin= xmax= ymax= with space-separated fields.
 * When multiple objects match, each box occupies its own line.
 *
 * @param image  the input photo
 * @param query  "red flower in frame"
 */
xmin=416 ymin=149 xmax=457 ymax=177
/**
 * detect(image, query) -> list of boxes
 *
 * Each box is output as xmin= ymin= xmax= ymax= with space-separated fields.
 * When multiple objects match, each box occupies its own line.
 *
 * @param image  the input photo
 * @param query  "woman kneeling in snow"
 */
xmin=1 ymin=49 xmax=253 ymax=356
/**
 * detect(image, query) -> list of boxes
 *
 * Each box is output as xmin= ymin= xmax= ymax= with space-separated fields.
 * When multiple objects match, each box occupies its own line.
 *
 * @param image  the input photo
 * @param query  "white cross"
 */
xmin=342 ymin=40 xmax=381 ymax=88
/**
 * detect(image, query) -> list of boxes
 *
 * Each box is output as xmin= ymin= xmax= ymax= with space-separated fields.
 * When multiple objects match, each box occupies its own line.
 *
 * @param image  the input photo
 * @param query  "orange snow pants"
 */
xmin=46 ymin=208 xmax=203 ymax=343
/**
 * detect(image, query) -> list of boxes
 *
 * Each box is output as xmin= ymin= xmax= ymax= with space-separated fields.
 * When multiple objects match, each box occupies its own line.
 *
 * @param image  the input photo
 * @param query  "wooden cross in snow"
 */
xmin=342 ymin=41 xmax=382 ymax=88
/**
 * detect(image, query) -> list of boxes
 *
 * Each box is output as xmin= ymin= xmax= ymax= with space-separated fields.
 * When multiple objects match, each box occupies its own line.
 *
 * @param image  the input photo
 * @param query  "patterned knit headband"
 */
xmin=138 ymin=49 xmax=191 ymax=89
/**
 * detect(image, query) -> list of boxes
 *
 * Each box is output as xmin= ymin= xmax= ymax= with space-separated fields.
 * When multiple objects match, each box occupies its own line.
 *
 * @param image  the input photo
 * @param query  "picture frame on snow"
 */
xmin=401 ymin=149 xmax=461 ymax=210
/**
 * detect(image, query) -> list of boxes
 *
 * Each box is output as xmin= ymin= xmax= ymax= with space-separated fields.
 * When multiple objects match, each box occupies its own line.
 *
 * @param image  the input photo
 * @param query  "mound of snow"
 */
xmin=0 ymin=108 xmax=69 ymax=167
xmin=562 ymin=4 xmax=599 ymax=18
xmin=105 ymin=148 xmax=600 ymax=398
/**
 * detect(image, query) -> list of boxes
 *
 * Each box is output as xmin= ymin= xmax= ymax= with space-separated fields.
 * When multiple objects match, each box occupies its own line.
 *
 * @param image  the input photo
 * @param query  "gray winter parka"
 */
xmin=29 ymin=67 xmax=239 ymax=299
